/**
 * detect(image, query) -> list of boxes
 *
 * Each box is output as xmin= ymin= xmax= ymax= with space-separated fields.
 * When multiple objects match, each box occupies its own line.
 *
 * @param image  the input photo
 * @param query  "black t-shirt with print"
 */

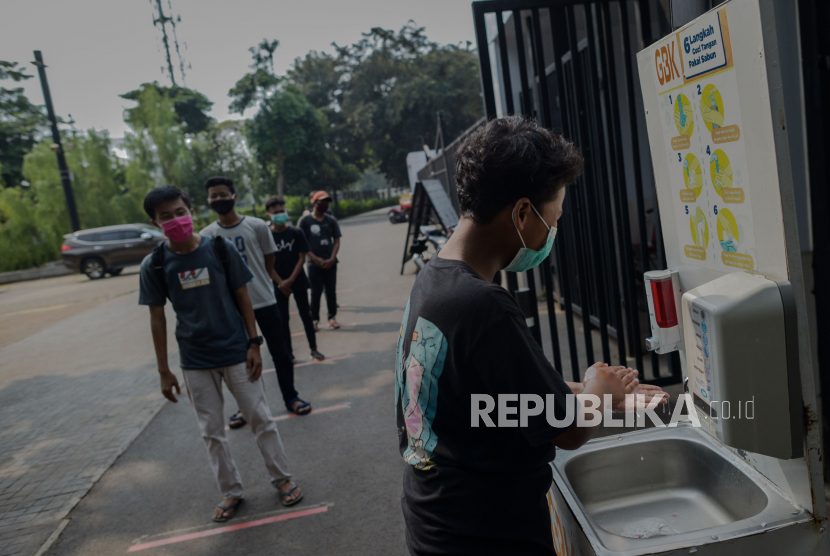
xmin=298 ymin=213 xmax=341 ymax=261
xmin=271 ymin=226 xmax=310 ymax=290
xmin=395 ymin=256 xmax=574 ymax=555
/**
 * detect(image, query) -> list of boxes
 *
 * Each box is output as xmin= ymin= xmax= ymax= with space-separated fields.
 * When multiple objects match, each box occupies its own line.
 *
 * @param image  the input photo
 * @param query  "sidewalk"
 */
xmin=0 ymin=273 xmax=178 ymax=556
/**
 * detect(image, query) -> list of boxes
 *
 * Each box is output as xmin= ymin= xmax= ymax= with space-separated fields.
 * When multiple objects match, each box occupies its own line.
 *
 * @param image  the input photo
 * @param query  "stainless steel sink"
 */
xmin=551 ymin=425 xmax=808 ymax=555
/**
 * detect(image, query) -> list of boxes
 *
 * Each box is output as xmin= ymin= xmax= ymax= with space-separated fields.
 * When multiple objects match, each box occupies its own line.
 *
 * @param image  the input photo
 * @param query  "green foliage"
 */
xmin=0 ymin=23 xmax=481 ymax=272
xmin=283 ymin=195 xmax=305 ymax=221
xmin=0 ymin=131 xmax=142 ymax=272
xmin=121 ymin=82 xmax=214 ymax=135
xmin=228 ymin=39 xmax=282 ymax=115
xmin=0 ymin=60 xmax=46 ymax=188
xmin=334 ymin=196 xmax=398 ymax=219
xmin=0 ymin=186 xmax=56 ymax=271
xmin=354 ymin=167 xmax=389 ymax=191
xmin=231 ymin=42 xmax=357 ymax=198
xmin=288 ymin=23 xmax=481 ymax=187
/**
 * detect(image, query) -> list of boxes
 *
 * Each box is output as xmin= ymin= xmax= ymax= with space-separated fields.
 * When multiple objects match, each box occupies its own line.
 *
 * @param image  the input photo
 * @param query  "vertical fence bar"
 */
xmin=473 ymin=4 xmax=497 ymax=119
xmin=566 ymin=4 xmax=611 ymax=364
xmin=601 ymin=1 xmax=644 ymax=372
xmin=513 ymin=11 xmax=533 ymax=117
xmin=550 ymin=7 xmax=595 ymax=370
xmin=585 ymin=2 xmax=625 ymax=364
xmin=512 ymin=8 xmax=565 ymax=372
xmin=592 ymin=1 xmax=628 ymax=367
xmin=620 ymin=0 xmax=658 ymax=377
xmin=547 ymin=20 xmax=582 ymax=381
xmin=495 ymin=12 xmax=515 ymax=115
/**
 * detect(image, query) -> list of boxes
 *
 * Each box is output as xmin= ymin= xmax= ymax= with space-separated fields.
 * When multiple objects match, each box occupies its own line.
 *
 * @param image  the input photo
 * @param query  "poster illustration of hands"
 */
xmin=652 ymin=6 xmax=756 ymax=271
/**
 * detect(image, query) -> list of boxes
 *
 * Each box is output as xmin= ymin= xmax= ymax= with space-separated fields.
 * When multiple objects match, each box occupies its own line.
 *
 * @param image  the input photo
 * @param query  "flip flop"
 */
xmin=287 ymin=397 xmax=312 ymax=416
xmin=228 ymin=410 xmax=247 ymax=429
xmin=278 ymin=483 xmax=304 ymax=507
xmin=213 ymin=498 xmax=243 ymax=522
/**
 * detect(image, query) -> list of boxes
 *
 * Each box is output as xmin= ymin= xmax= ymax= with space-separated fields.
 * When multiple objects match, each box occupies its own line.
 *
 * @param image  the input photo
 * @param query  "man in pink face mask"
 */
xmin=138 ymin=185 xmax=305 ymax=522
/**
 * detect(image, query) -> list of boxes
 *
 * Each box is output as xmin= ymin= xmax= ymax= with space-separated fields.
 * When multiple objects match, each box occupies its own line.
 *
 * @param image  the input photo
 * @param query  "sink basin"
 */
xmin=551 ymin=425 xmax=806 ymax=555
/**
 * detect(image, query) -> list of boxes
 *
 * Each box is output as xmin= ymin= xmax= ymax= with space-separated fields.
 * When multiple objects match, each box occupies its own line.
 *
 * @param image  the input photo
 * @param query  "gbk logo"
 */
xmin=655 ymin=39 xmax=681 ymax=86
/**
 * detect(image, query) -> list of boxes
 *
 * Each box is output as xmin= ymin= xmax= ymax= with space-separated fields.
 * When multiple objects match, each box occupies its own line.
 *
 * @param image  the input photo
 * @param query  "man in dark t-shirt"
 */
xmin=298 ymin=191 xmax=342 ymax=330
xmin=395 ymin=118 xmax=667 ymax=555
xmin=138 ymin=185 xmax=304 ymax=523
xmin=265 ymin=195 xmax=325 ymax=362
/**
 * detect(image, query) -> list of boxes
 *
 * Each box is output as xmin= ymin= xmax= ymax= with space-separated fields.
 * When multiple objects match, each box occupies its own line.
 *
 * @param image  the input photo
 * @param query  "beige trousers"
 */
xmin=183 ymin=362 xmax=292 ymax=498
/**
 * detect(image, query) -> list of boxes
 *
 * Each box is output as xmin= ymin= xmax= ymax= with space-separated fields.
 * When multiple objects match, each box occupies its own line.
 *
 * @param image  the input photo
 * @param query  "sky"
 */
xmin=3 ymin=0 xmax=478 ymax=138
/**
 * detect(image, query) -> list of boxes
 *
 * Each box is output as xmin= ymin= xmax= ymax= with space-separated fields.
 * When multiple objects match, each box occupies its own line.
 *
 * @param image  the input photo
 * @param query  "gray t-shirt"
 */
xmin=138 ymin=236 xmax=254 ymax=370
xmin=201 ymin=216 xmax=278 ymax=310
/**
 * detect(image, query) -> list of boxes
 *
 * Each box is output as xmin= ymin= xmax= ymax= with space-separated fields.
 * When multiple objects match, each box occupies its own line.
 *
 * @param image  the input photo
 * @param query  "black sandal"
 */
xmin=228 ymin=410 xmax=247 ymax=429
xmin=287 ymin=398 xmax=312 ymax=416
xmin=213 ymin=498 xmax=243 ymax=522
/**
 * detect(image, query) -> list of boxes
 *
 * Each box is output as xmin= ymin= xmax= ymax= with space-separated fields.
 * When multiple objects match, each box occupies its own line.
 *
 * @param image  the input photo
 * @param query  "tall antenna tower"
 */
xmin=151 ymin=0 xmax=188 ymax=87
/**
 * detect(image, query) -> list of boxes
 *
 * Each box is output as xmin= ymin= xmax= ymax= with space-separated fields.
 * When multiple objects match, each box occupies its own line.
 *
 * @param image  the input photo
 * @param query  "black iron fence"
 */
xmin=454 ymin=0 xmax=681 ymax=385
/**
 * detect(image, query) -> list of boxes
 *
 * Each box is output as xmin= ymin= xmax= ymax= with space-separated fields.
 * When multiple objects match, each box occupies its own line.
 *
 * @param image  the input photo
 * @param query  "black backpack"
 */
xmin=151 ymin=235 xmax=233 ymax=302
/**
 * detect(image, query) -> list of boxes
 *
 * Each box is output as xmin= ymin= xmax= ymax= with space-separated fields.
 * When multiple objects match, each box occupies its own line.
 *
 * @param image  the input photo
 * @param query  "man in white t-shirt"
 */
xmin=201 ymin=176 xmax=312 ymax=423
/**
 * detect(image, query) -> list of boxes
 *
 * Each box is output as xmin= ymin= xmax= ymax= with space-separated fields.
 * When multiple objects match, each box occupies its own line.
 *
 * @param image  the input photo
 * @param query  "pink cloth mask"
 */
xmin=161 ymin=214 xmax=193 ymax=243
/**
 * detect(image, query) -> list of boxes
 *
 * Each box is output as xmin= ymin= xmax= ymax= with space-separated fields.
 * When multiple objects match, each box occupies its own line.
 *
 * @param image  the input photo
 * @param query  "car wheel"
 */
xmin=82 ymin=257 xmax=106 ymax=280
xmin=109 ymin=268 xmax=123 ymax=276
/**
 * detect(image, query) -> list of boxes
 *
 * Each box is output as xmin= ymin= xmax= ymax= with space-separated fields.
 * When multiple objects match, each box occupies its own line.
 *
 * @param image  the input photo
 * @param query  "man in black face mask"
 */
xmin=298 ymin=191 xmax=342 ymax=330
xmin=201 ymin=177 xmax=312 ymax=426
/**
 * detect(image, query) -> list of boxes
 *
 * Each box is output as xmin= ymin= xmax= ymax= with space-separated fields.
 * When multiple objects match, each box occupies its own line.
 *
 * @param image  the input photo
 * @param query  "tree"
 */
xmin=231 ymin=41 xmax=357 ymax=198
xmin=121 ymin=85 xmax=187 ymax=189
xmin=247 ymin=84 xmax=334 ymax=196
xmin=0 ymin=61 xmax=46 ymax=188
xmin=288 ymin=23 xmax=481 ymax=187
xmin=121 ymin=82 xmax=214 ymax=135
xmin=228 ymin=39 xmax=282 ymax=115
xmin=186 ymin=120 xmax=258 ymax=207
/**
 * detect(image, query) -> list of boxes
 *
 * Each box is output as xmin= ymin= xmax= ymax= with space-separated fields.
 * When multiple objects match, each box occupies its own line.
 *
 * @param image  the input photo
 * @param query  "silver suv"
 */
xmin=61 ymin=224 xmax=166 ymax=279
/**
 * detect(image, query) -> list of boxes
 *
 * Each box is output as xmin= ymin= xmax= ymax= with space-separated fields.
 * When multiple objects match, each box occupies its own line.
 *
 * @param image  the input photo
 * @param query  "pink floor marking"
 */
xmin=223 ymin=402 xmax=351 ymax=430
xmin=262 ymin=353 xmax=352 ymax=374
xmin=127 ymin=505 xmax=328 ymax=552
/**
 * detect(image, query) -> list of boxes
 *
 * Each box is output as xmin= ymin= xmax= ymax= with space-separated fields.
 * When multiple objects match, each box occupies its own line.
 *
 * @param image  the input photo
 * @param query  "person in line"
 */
xmin=200 ymin=176 xmax=311 ymax=424
xmin=301 ymin=191 xmax=316 ymax=218
xmin=139 ymin=185 xmax=304 ymax=522
xmin=395 ymin=117 xmax=668 ymax=555
xmin=265 ymin=195 xmax=326 ymax=362
xmin=298 ymin=191 xmax=342 ymax=331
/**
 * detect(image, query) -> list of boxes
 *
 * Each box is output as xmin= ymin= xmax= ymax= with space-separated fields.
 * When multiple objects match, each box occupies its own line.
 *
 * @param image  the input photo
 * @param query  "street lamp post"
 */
xmin=32 ymin=50 xmax=81 ymax=232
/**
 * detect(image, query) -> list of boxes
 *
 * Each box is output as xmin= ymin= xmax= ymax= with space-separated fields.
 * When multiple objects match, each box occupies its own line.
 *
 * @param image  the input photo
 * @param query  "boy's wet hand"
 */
xmin=584 ymin=365 xmax=630 ymax=402
xmin=611 ymin=384 xmax=670 ymax=412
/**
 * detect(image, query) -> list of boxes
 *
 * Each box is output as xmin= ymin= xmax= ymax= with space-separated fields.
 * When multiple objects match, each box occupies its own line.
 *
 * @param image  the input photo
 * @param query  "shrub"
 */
xmin=334 ymin=197 xmax=398 ymax=218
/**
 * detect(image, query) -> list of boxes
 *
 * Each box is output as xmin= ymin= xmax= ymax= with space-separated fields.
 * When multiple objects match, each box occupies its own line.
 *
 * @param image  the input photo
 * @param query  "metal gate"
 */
xmin=467 ymin=0 xmax=680 ymax=385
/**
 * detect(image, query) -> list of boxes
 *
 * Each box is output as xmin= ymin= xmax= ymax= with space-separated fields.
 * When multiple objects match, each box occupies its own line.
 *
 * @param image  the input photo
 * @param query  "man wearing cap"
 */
xmin=298 ymin=191 xmax=342 ymax=330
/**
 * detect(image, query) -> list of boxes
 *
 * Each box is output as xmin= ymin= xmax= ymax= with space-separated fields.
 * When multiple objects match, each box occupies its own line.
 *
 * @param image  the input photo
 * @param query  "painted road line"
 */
xmin=262 ymin=353 xmax=352 ymax=373
xmin=224 ymin=403 xmax=351 ymax=430
xmin=273 ymin=402 xmax=350 ymax=422
xmin=127 ymin=505 xmax=329 ymax=552
xmin=317 ymin=322 xmax=358 ymax=332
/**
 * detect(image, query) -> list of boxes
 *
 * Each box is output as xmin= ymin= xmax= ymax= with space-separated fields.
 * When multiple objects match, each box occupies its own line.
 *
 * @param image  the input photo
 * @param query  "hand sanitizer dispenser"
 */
xmin=644 ymin=270 xmax=683 ymax=354
xmin=681 ymin=272 xmax=803 ymax=459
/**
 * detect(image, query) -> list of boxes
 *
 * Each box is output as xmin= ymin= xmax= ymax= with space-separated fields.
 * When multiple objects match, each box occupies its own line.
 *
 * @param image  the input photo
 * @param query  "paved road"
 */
xmin=0 ymin=267 xmax=181 ymax=556
xmin=0 ymin=209 xmax=415 ymax=556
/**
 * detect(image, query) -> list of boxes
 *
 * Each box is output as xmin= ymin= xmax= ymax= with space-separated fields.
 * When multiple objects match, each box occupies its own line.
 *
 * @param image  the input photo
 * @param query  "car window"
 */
xmin=77 ymin=233 xmax=100 ymax=242
xmin=140 ymin=228 xmax=163 ymax=237
xmin=98 ymin=231 xmax=125 ymax=242
xmin=122 ymin=230 xmax=144 ymax=239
